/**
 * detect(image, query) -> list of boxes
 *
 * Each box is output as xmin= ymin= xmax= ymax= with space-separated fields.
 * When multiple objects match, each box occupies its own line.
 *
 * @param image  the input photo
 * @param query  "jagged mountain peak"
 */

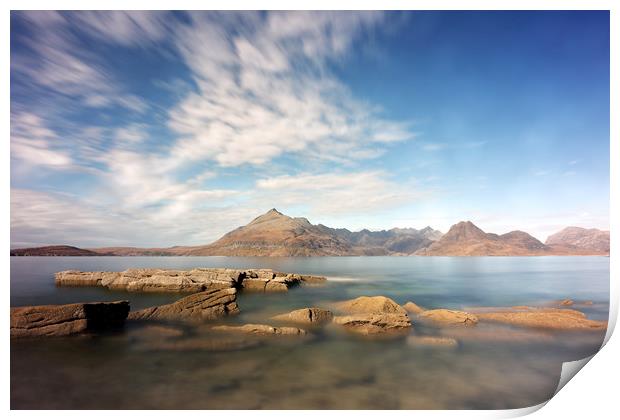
xmin=442 ymin=220 xmax=488 ymax=241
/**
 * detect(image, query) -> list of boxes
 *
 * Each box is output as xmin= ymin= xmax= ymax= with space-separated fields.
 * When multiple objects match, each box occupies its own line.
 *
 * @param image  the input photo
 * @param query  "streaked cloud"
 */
xmin=10 ymin=112 xmax=73 ymax=169
xmin=255 ymin=171 xmax=424 ymax=217
xmin=11 ymin=11 xmax=151 ymax=113
xmin=167 ymin=11 xmax=413 ymax=167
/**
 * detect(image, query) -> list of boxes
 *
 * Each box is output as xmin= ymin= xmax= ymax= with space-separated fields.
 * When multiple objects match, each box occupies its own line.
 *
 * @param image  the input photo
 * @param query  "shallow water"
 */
xmin=10 ymin=256 xmax=609 ymax=409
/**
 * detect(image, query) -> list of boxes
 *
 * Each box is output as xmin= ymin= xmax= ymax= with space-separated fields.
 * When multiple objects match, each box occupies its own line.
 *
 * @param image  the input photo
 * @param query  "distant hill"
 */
xmin=545 ymin=227 xmax=610 ymax=254
xmin=11 ymin=210 xmax=608 ymax=256
xmin=414 ymin=221 xmax=547 ymax=256
xmin=96 ymin=209 xmax=443 ymax=256
xmin=90 ymin=247 xmax=179 ymax=256
xmin=415 ymin=221 xmax=607 ymax=256
xmin=180 ymin=209 xmax=354 ymax=256
xmin=10 ymin=245 xmax=107 ymax=256
xmin=172 ymin=209 xmax=444 ymax=256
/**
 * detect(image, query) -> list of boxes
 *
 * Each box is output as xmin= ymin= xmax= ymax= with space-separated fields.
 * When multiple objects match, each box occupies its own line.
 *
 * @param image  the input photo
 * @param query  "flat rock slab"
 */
xmin=272 ymin=307 xmax=333 ymax=325
xmin=332 ymin=313 xmax=412 ymax=335
xmin=56 ymin=268 xmax=243 ymax=293
xmin=55 ymin=268 xmax=326 ymax=293
xmin=11 ymin=301 xmax=129 ymax=338
xmin=128 ymin=288 xmax=239 ymax=321
xmin=212 ymin=323 xmax=307 ymax=335
xmin=334 ymin=296 xmax=407 ymax=314
xmin=476 ymin=309 xmax=607 ymax=330
xmin=417 ymin=309 xmax=479 ymax=326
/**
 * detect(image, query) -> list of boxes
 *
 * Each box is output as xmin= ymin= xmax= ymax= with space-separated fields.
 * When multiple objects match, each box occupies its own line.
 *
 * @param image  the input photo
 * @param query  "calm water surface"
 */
xmin=10 ymin=256 xmax=609 ymax=409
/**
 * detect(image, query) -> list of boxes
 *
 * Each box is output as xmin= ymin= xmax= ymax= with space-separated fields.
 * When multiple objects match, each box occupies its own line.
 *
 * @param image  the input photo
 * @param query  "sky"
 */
xmin=10 ymin=11 xmax=610 ymax=247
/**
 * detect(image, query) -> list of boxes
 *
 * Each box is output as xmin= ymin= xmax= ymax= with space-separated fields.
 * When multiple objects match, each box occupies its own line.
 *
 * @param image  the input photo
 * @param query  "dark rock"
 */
xmin=11 ymin=301 xmax=129 ymax=337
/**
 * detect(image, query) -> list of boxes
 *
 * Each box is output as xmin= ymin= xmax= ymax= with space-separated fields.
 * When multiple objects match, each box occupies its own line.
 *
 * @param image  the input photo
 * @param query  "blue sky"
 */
xmin=10 ymin=11 xmax=609 ymax=247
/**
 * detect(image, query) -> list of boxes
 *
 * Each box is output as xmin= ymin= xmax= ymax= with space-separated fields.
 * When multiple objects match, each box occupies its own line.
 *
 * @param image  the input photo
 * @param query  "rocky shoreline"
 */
xmin=11 ymin=267 xmax=607 ymax=342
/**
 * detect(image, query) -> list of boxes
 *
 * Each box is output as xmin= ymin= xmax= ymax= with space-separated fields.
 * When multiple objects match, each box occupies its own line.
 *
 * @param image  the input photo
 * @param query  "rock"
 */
xmin=246 ymin=269 xmax=276 ymax=279
xmin=438 ymin=325 xmax=553 ymax=343
xmin=128 ymin=288 xmax=238 ymax=321
xmin=56 ymin=268 xmax=243 ymax=292
xmin=272 ymin=308 xmax=334 ymax=325
xmin=211 ymin=324 xmax=307 ymax=335
xmin=54 ymin=270 xmax=120 ymax=287
xmin=128 ymin=325 xmax=185 ymax=339
xmin=11 ymin=301 xmax=130 ymax=338
xmin=241 ymin=278 xmax=270 ymax=291
xmin=56 ymin=268 xmax=325 ymax=293
xmin=135 ymin=335 xmax=261 ymax=352
xmin=469 ymin=306 xmax=586 ymax=317
xmin=418 ymin=309 xmax=479 ymax=326
xmin=407 ymin=336 xmax=458 ymax=348
xmin=332 ymin=313 xmax=411 ymax=335
xmin=583 ymin=301 xmax=594 ymax=305
xmin=403 ymin=301 xmax=425 ymax=314
xmin=335 ymin=296 xmax=407 ymax=314
xmin=241 ymin=272 xmax=311 ymax=292
xmin=265 ymin=279 xmax=290 ymax=292
xmin=331 ymin=295 xmax=411 ymax=334
xmin=559 ymin=299 xmax=574 ymax=306
xmin=299 ymin=274 xmax=327 ymax=285
xmin=476 ymin=308 xmax=607 ymax=330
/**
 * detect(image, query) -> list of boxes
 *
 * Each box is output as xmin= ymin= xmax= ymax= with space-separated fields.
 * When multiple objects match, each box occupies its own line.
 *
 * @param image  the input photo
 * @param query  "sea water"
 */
xmin=10 ymin=256 xmax=609 ymax=409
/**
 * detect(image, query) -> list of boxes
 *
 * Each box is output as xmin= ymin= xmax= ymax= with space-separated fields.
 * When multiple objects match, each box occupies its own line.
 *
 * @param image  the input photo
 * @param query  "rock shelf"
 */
xmin=55 ymin=268 xmax=326 ymax=293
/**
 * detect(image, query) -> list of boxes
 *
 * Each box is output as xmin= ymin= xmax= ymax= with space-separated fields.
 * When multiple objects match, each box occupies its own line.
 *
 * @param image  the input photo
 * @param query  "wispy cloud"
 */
xmin=10 ymin=112 xmax=73 ymax=169
xmin=167 ymin=11 xmax=413 ymax=167
xmin=11 ymin=11 xmax=151 ymax=113
xmin=114 ymin=124 xmax=149 ymax=144
xmin=255 ymin=171 xmax=424 ymax=217
xmin=10 ymin=188 xmax=255 ymax=247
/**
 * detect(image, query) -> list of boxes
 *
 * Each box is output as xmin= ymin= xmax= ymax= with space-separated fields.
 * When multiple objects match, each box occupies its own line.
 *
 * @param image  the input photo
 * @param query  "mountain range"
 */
xmin=10 ymin=208 xmax=609 ymax=257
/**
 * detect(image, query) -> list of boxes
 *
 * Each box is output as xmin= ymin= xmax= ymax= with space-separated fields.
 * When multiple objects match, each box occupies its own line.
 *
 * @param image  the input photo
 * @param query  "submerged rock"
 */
xmin=418 ymin=309 xmax=479 ymax=326
xmin=559 ymin=299 xmax=574 ymax=306
xmin=335 ymin=296 xmax=407 ymax=314
xmin=407 ymin=335 xmax=458 ymax=348
xmin=128 ymin=325 xmax=186 ymax=339
xmin=211 ymin=324 xmax=307 ymax=335
xmin=136 ymin=335 xmax=261 ymax=352
xmin=475 ymin=308 xmax=607 ymax=330
xmin=438 ymin=325 xmax=553 ymax=343
xmin=332 ymin=313 xmax=412 ymax=335
xmin=11 ymin=301 xmax=130 ymax=338
xmin=128 ymin=288 xmax=238 ymax=321
xmin=272 ymin=307 xmax=333 ymax=325
xmin=403 ymin=301 xmax=425 ymax=314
